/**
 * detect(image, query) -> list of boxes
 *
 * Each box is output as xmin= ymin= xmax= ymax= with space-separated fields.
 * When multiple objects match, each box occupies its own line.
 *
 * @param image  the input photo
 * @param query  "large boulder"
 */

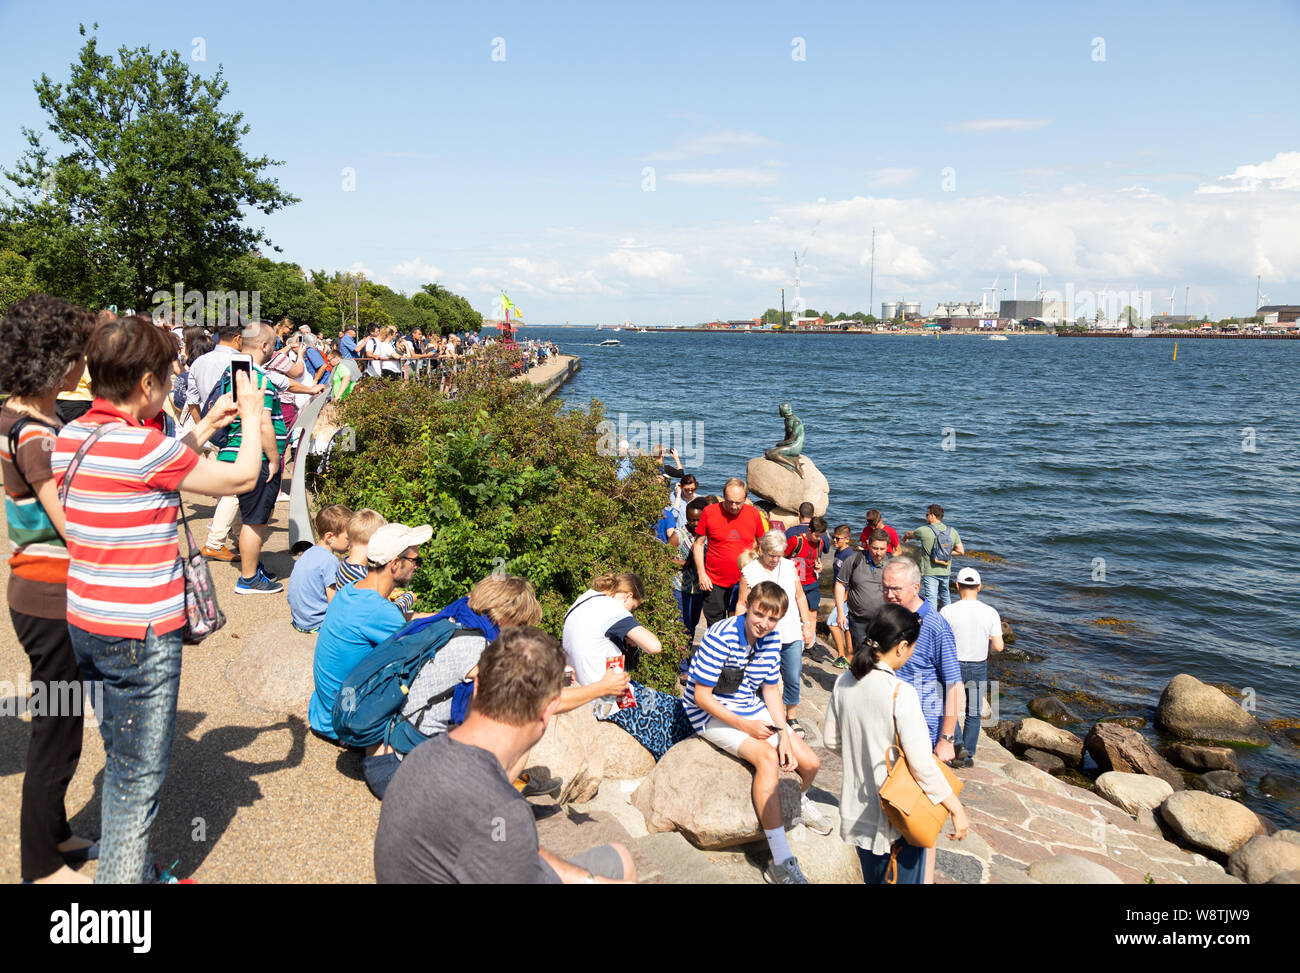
xmin=224 ymin=617 xmax=317 ymax=714
xmin=1028 ymin=695 xmax=1081 ymax=725
xmin=1021 ymin=748 xmax=1066 ymax=775
xmin=1163 ymin=743 xmax=1238 ymax=773
xmin=528 ymin=704 xmax=604 ymax=804
xmin=1227 ymin=834 xmax=1300 ymax=885
xmin=745 ymin=455 xmax=829 ymax=517
xmin=1159 ymin=791 xmax=1265 ymax=858
xmin=1013 ymin=718 xmax=1084 ymax=767
xmin=594 ymin=720 xmax=656 ymax=780
xmin=1094 ymin=772 xmax=1174 ymax=816
xmin=786 ymin=802 xmax=864 ymax=884
xmin=1189 ymin=770 xmax=1246 ymax=798
xmin=632 ymin=736 xmax=800 ymax=849
xmin=1084 ymin=722 xmax=1184 ymax=790
xmin=1154 ymin=674 xmax=1270 ymax=746
xmin=985 ymin=720 xmax=1020 ymax=750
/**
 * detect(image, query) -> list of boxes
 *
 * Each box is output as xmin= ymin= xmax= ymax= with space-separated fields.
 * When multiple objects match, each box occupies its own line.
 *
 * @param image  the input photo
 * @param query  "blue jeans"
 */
xmin=920 ymin=574 xmax=952 ymax=610
xmin=780 ymin=639 xmax=804 ymax=708
xmin=857 ymin=842 xmax=927 ymax=884
xmin=673 ymin=589 xmax=705 ymax=643
xmin=69 ymin=623 xmax=183 ymax=884
xmin=959 ymin=660 xmax=987 ymax=758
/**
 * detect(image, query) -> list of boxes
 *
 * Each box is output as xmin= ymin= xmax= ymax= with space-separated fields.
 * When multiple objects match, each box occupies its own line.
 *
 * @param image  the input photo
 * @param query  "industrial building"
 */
xmin=1258 ymin=305 xmax=1300 ymax=326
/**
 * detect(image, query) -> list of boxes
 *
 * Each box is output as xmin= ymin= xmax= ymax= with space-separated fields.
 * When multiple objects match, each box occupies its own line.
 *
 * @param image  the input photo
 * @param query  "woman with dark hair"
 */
xmin=0 ymin=294 xmax=96 ymax=883
xmin=51 ymin=313 xmax=268 ymax=883
xmin=822 ymin=603 xmax=970 ymax=884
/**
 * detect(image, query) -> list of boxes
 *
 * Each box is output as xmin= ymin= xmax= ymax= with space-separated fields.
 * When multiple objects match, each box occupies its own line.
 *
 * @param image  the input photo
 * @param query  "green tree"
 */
xmin=1 ymin=25 xmax=297 ymax=309
xmin=223 ymin=254 xmax=326 ymax=330
xmin=318 ymin=353 xmax=686 ymax=691
xmin=0 ymin=249 xmax=40 ymax=311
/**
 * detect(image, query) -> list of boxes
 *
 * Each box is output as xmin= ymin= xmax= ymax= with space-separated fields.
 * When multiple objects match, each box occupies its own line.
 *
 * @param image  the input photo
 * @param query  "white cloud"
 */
xmin=647 ymin=129 xmax=777 ymax=161
xmin=347 ymin=260 xmax=375 ymax=279
xmin=1196 ymin=151 xmax=1300 ymax=193
xmin=664 ymin=168 xmax=778 ymax=187
xmin=867 ymin=167 xmax=918 ymax=189
xmin=378 ymin=258 xmax=441 ymax=292
xmin=947 ymin=118 xmax=1051 ymax=133
xmin=1007 ymin=258 xmax=1049 ymax=276
xmin=608 ymin=247 xmax=686 ymax=279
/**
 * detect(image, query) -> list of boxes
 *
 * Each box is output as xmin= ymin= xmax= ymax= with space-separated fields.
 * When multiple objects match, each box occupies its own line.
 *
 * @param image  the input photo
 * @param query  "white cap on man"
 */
xmin=367 ymin=523 xmax=433 ymax=565
xmin=956 ymin=567 xmax=981 ymax=586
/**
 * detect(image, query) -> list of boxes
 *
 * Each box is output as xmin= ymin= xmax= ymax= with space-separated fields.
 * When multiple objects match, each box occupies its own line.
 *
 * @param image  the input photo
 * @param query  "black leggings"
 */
xmin=11 ymin=609 xmax=84 ymax=881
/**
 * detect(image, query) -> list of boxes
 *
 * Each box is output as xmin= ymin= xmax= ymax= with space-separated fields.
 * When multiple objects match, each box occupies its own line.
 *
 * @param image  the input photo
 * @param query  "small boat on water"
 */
xmin=599 ymin=339 xmax=620 ymax=346
xmin=988 ymin=335 xmax=1008 ymax=341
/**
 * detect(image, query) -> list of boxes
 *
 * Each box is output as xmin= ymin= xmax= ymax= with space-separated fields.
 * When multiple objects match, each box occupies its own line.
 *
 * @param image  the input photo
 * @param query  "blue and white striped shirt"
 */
xmin=682 ymin=615 xmax=781 ymax=732
xmin=895 ymin=599 xmax=962 ymax=745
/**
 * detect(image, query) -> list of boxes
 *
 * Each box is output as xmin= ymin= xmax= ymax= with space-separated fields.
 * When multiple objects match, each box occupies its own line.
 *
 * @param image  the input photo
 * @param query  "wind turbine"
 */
xmin=983 ymin=275 xmax=1000 ymax=315
xmin=792 ymin=218 xmax=821 ymax=318
xmin=1168 ymin=288 xmax=1177 ymax=318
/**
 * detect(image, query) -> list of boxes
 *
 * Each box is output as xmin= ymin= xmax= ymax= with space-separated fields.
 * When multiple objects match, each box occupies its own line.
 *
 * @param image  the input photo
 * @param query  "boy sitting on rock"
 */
xmin=683 ymin=580 xmax=831 ymax=884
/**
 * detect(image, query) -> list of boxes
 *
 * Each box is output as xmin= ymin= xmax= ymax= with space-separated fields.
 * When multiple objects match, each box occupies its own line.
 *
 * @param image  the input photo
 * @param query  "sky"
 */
xmin=1 ymin=0 xmax=1297 ymax=323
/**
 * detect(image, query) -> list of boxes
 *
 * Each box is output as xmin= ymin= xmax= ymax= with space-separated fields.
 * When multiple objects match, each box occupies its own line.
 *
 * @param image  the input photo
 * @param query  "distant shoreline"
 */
xmin=534 ymin=326 xmax=1298 ymax=340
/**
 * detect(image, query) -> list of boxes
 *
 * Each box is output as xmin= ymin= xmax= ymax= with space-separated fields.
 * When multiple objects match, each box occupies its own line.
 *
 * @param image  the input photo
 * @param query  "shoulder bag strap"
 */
xmin=57 ymin=421 xmax=123 ymax=506
xmin=563 ymin=592 xmax=605 ymax=626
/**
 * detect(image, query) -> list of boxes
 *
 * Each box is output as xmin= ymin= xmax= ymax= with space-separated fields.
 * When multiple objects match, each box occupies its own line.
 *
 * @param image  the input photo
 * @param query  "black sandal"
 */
xmin=787 ymin=719 xmax=806 ymax=738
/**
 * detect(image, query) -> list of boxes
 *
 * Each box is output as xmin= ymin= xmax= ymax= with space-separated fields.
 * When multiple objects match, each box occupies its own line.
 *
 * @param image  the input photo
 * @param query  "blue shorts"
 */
xmin=238 ymin=461 xmax=282 ymax=526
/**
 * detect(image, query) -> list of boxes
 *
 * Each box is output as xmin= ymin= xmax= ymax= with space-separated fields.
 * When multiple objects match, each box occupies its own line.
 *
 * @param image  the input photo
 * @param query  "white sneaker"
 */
xmin=764 ymin=856 xmax=809 ymax=884
xmin=276 ymin=491 xmax=290 ymax=503
xmin=800 ymin=793 xmax=834 ymax=836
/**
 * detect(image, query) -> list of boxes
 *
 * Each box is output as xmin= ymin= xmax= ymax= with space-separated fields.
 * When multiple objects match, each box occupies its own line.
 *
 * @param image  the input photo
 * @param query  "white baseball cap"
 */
xmin=956 ymin=567 xmax=981 ymax=586
xmin=367 ymin=523 xmax=433 ymax=565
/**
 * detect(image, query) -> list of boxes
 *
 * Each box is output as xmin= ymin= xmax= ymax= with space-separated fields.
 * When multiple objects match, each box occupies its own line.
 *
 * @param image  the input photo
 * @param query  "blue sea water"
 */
xmin=532 ymin=326 xmax=1300 ymax=827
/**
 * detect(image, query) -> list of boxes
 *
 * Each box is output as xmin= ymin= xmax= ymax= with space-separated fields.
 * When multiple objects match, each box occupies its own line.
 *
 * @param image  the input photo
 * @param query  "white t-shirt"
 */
xmin=561 ymin=590 xmax=641 ymax=715
xmin=740 ymin=557 xmax=803 ymax=644
xmin=940 ymin=599 xmax=1002 ymax=662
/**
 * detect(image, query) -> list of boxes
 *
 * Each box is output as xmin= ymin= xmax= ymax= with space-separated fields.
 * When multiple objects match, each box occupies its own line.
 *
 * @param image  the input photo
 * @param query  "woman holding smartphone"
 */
xmin=52 ymin=314 xmax=268 ymax=883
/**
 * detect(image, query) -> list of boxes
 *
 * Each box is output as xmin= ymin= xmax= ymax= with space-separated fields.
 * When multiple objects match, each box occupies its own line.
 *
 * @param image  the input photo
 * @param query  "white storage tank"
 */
xmin=881 ymin=301 xmax=900 ymax=319
xmin=903 ymin=301 xmax=921 ymax=317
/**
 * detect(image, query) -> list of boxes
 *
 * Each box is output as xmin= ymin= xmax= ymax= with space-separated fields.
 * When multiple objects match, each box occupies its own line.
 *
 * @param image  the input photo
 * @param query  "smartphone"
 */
xmin=229 ymin=354 xmax=253 ymax=389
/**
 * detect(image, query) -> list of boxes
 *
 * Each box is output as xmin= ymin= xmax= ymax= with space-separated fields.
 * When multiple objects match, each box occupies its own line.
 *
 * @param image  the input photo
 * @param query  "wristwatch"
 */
xmin=940 ymin=733 xmax=957 ymax=743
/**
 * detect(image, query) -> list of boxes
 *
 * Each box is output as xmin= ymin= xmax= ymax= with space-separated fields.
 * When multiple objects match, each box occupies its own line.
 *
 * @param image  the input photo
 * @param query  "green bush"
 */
xmin=316 ymin=351 xmax=688 ymax=691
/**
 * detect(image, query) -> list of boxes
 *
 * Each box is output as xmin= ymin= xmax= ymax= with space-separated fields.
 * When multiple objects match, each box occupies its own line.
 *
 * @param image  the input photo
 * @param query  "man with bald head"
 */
xmin=694 ymin=477 xmax=767 ymax=627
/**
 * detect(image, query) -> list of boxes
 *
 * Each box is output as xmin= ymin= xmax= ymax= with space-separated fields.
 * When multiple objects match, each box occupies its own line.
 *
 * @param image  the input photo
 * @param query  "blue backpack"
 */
xmin=331 ymin=616 xmax=469 ymax=752
xmin=928 ymin=523 xmax=953 ymax=567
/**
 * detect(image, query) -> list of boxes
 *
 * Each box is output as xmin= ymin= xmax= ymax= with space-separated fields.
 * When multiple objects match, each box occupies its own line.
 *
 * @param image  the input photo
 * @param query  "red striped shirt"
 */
xmin=52 ymin=400 xmax=199 ymax=638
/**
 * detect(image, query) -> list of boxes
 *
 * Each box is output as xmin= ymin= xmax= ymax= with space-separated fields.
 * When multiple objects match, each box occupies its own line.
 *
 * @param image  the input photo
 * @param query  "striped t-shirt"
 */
xmin=0 ymin=408 xmax=68 ymax=619
xmin=216 ymin=365 xmax=288 ymax=463
xmin=682 ymin=614 xmax=781 ymax=732
xmin=335 ymin=558 xmax=367 ymax=589
xmin=52 ymin=400 xmax=200 ymax=638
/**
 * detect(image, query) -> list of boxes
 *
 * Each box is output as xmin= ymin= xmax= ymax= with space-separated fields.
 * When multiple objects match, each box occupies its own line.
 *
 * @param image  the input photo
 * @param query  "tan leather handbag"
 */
xmin=878 ymin=684 xmax=963 ymax=852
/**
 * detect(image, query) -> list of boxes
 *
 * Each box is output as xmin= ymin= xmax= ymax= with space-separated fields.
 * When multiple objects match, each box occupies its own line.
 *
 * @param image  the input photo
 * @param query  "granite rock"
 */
xmin=1159 ymin=791 xmax=1265 ymax=858
xmin=1084 ymin=721 xmax=1184 ymax=790
xmin=745 ymin=455 xmax=829 ymax=517
xmin=1154 ymin=674 xmax=1269 ymax=746
xmin=1013 ymin=718 xmax=1085 ymax=767
xmin=1094 ymin=772 xmax=1175 ymax=816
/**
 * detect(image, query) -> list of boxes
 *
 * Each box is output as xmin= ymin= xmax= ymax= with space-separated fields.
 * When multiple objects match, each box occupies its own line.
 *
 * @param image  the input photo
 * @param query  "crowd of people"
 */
xmin=2 ymin=292 xmax=1004 ymax=886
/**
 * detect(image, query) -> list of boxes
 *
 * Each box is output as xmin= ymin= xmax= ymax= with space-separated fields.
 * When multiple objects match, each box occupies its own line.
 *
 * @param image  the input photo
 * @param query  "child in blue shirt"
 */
xmin=288 ymin=504 xmax=353 ymax=633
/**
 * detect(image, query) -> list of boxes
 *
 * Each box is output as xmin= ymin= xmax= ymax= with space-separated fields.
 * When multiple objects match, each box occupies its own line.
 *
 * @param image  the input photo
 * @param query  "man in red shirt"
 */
xmin=693 ymin=478 xmax=766 ymax=627
xmin=859 ymin=508 xmax=900 ymax=554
